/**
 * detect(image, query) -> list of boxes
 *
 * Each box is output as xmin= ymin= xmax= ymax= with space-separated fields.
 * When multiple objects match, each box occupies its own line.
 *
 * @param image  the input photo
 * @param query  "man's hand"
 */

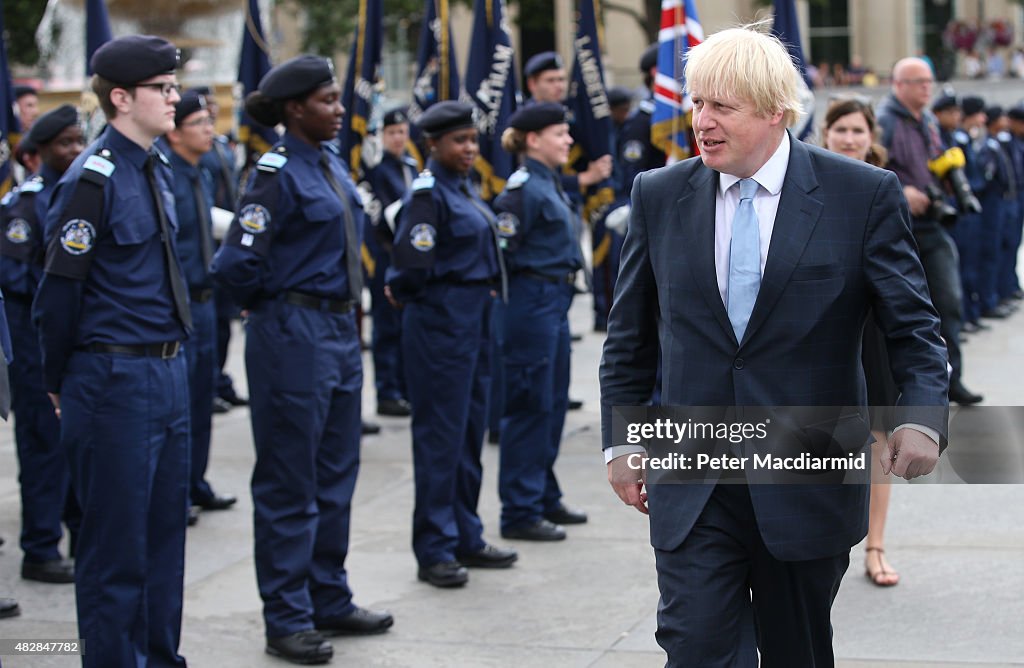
xmin=903 ymin=185 xmax=930 ymax=217
xmin=607 ymin=453 xmax=648 ymax=514
xmin=578 ymin=154 xmax=613 ymax=189
xmin=47 ymin=393 xmax=61 ymax=420
xmin=882 ymin=427 xmax=940 ymax=480
xmin=384 ymin=284 xmax=402 ymax=309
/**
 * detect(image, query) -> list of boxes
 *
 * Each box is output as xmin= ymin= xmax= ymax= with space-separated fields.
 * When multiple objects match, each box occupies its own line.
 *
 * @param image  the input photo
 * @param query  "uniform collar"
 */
xmin=105 ymin=124 xmax=151 ymax=169
xmin=426 ymin=158 xmax=470 ymax=188
xmin=38 ymin=163 xmax=61 ymax=186
xmin=524 ymin=157 xmax=560 ymax=183
xmin=283 ymin=131 xmax=329 ymax=165
xmin=168 ymin=149 xmax=201 ymax=177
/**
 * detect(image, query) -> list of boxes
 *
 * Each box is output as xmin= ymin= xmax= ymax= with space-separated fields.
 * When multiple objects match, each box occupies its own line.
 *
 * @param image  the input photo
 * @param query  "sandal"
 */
xmin=864 ymin=546 xmax=899 ymax=587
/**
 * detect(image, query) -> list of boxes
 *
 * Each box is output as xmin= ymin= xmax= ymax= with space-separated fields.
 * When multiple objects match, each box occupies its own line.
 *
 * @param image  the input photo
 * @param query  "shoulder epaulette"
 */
xmin=18 ymin=175 xmax=44 ymax=194
xmin=997 ymin=131 xmax=1013 ymax=144
xmin=953 ymin=130 xmax=969 ymax=146
xmin=639 ymin=99 xmax=655 ymax=114
xmin=506 ymin=168 xmax=529 ymax=190
xmin=412 ymin=170 xmax=435 ymax=192
xmin=83 ymin=149 xmax=116 ymax=179
xmin=256 ymin=146 xmax=289 ymax=173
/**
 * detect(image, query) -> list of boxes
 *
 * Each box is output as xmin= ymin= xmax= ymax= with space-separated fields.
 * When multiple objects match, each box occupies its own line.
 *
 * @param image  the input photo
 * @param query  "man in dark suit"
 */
xmin=600 ymin=27 xmax=949 ymax=667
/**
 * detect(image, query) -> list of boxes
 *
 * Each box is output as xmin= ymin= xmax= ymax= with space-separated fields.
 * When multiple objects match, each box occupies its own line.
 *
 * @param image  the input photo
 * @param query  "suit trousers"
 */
xmin=654 ymin=483 xmax=849 ymax=668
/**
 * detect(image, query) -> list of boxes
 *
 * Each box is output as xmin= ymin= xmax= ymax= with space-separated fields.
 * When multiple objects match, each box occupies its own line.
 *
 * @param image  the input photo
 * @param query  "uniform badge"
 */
xmin=59 ymin=219 xmax=96 ymax=255
xmin=238 ymin=203 xmax=270 ymax=235
xmin=495 ymin=212 xmax=519 ymax=237
xmin=5 ymin=218 xmax=31 ymax=244
xmin=623 ymin=140 xmax=644 ymax=162
xmin=410 ymin=223 xmax=436 ymax=252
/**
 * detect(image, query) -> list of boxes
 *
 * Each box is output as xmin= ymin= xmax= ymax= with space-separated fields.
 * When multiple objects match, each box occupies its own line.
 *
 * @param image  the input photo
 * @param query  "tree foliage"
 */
xmin=3 ymin=0 xmax=48 ymax=67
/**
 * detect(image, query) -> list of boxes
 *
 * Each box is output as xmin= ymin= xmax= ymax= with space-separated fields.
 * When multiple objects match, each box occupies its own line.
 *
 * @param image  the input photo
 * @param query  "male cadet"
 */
xmin=979 ymin=105 xmax=1018 ymax=320
xmin=166 ymin=89 xmax=238 ymax=524
xmin=13 ymin=85 xmax=39 ymax=131
xmin=32 ymin=35 xmax=192 ymax=667
xmin=191 ymin=85 xmax=250 ymax=413
xmin=12 ymin=86 xmax=42 ymax=186
xmin=1 ymin=105 xmax=84 ymax=585
xmin=365 ymin=107 xmax=416 ymax=417
xmin=932 ymin=93 xmax=961 ymax=150
xmin=1003 ymin=104 xmax=1024 ymax=303
xmin=0 ymin=283 xmax=16 ymax=619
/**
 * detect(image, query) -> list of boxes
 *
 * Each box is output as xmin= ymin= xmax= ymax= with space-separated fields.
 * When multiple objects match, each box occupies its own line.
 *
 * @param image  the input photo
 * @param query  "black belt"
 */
xmin=283 ymin=290 xmax=354 ymax=314
xmin=84 ymin=341 xmax=182 ymax=359
xmin=432 ymin=276 xmax=498 ymax=288
xmin=518 ymin=269 xmax=577 ymax=285
xmin=190 ymin=287 xmax=214 ymax=303
xmin=3 ymin=291 xmax=32 ymax=305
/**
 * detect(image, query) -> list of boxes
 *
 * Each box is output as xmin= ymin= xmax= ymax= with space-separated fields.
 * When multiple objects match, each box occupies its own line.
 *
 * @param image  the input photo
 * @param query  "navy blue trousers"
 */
xmin=368 ymin=251 xmax=406 ymax=403
xmin=499 ymin=276 xmax=572 ymax=531
xmin=403 ymin=284 xmax=491 ymax=566
xmin=487 ymin=297 xmax=505 ymax=438
xmin=246 ymin=300 xmax=362 ymax=638
xmin=592 ymin=223 xmax=624 ymax=329
xmin=654 ymin=484 xmax=848 ymax=668
xmin=187 ymin=298 xmax=217 ymax=504
xmin=5 ymin=299 xmax=79 ymax=563
xmin=951 ymin=212 xmax=982 ymax=323
xmin=1000 ymin=198 xmax=1023 ymax=298
xmin=61 ymin=351 xmax=190 ymax=668
xmin=979 ymin=195 xmax=1006 ymax=312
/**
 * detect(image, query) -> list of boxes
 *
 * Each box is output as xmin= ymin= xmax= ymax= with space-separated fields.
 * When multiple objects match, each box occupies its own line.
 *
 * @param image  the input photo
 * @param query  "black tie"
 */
xmin=460 ymin=182 xmax=509 ymax=303
xmin=145 ymin=154 xmax=193 ymax=332
xmin=191 ymin=173 xmax=214 ymax=271
xmin=319 ymin=151 xmax=363 ymax=300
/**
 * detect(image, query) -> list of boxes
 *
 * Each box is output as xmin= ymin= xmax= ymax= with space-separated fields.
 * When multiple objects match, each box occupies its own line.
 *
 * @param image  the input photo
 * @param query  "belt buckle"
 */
xmin=161 ymin=341 xmax=179 ymax=359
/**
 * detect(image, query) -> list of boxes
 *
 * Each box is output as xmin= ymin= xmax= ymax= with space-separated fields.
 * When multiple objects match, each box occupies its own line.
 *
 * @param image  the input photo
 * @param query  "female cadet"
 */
xmin=387 ymin=101 xmax=518 ymax=588
xmin=493 ymin=103 xmax=587 ymax=542
xmin=211 ymin=55 xmax=391 ymax=665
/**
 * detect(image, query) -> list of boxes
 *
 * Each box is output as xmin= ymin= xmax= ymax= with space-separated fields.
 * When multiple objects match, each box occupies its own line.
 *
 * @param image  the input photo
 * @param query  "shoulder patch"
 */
xmin=237 ymin=203 xmax=271 ymax=236
xmin=623 ymin=139 xmax=645 ymax=162
xmin=83 ymin=154 xmax=116 ymax=178
xmin=495 ymin=211 xmax=519 ymax=237
xmin=5 ymin=218 xmax=32 ymax=244
xmin=412 ymin=171 xmax=435 ymax=192
xmin=59 ymin=219 xmax=96 ymax=255
xmin=506 ymin=169 xmax=530 ymax=190
xmin=257 ymin=151 xmax=288 ymax=171
xmin=409 ymin=223 xmax=436 ymax=251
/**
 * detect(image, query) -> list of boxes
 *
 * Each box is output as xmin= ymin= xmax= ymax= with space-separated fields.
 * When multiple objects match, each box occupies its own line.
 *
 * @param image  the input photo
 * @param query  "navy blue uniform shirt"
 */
xmin=169 ymin=151 xmax=216 ymax=290
xmin=211 ymin=132 xmax=364 ymax=306
xmin=33 ymin=125 xmax=188 ymax=392
xmin=0 ymin=163 xmax=61 ymax=297
xmin=387 ymin=159 xmax=501 ymax=302
xmin=492 ymin=157 xmax=583 ymax=276
xmin=201 ymin=136 xmax=239 ymax=211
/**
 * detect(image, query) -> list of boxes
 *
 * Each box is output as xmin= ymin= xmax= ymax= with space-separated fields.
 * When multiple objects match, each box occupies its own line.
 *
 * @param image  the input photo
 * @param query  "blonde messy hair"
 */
xmin=684 ymin=23 xmax=802 ymax=127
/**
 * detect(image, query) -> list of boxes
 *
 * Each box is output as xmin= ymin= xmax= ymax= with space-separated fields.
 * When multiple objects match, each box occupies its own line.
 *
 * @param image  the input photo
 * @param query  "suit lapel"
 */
xmin=676 ymin=165 xmax=736 ymax=344
xmin=740 ymin=135 xmax=824 ymax=346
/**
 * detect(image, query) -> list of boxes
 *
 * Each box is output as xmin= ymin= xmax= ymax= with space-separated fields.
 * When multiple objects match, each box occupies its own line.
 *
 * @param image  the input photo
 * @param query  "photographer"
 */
xmin=877 ymin=57 xmax=982 ymax=405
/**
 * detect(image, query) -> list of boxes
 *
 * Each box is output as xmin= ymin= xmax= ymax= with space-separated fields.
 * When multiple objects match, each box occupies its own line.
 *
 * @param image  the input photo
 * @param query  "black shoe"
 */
xmin=501 ymin=519 xmax=566 ymax=541
xmin=377 ymin=398 xmax=412 ymax=417
xmin=361 ymin=421 xmax=381 ymax=435
xmin=1010 ymin=289 xmax=1024 ymax=300
xmin=212 ymin=397 xmax=232 ymax=414
xmin=949 ymin=384 xmax=983 ymax=405
xmin=0 ymin=535 xmax=4 ymax=547
xmin=315 ymin=606 xmax=394 ymax=636
xmin=0 ymin=598 xmax=20 ymax=619
xmin=188 ymin=505 xmax=201 ymax=527
xmin=962 ymin=321 xmax=981 ymax=334
xmin=265 ymin=630 xmax=332 ymax=665
xmin=487 ymin=430 xmax=500 ymax=445
xmin=457 ymin=544 xmax=518 ymax=568
xmin=197 ymin=493 xmax=237 ymax=511
xmin=544 ymin=503 xmax=588 ymax=525
xmin=417 ymin=560 xmax=469 ymax=587
xmin=570 ymin=333 xmax=583 ymax=342
xmin=21 ymin=559 xmax=74 ymax=584
xmin=981 ymin=305 xmax=1012 ymax=319
xmin=568 ymin=398 xmax=584 ymax=411
xmin=223 ymin=394 xmax=249 ymax=407
xmin=593 ymin=322 xmax=607 ymax=333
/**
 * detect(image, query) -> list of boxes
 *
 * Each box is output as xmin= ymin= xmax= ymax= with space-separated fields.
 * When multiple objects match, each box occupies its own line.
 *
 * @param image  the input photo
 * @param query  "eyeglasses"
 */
xmin=897 ymin=78 xmax=934 ymax=86
xmin=181 ymin=116 xmax=215 ymax=128
xmin=135 ymin=82 xmax=183 ymax=98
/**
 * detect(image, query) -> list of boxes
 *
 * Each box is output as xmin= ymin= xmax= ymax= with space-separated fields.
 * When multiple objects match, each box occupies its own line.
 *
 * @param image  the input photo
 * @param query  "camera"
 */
xmin=925 ymin=183 xmax=959 ymax=227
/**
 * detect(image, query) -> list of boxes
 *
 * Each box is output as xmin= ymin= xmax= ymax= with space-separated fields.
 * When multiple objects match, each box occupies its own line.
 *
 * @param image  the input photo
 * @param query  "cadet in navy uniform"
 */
xmin=365 ymin=107 xmax=416 ymax=417
xmin=165 ymin=90 xmax=237 ymax=522
xmin=386 ymin=101 xmax=518 ymax=588
xmin=0 ymin=287 xmax=15 ymax=619
xmin=978 ymin=105 xmax=1017 ymax=320
xmin=1003 ymin=105 xmax=1024 ymax=303
xmin=210 ymin=55 xmax=392 ymax=665
xmin=32 ymin=36 xmax=192 ymax=667
xmin=0 ymin=105 xmax=83 ymax=585
xmin=494 ymin=103 xmax=589 ymax=541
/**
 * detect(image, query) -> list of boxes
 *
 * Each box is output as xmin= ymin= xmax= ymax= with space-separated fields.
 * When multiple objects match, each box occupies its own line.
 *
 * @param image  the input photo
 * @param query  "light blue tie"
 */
xmin=727 ymin=178 xmax=761 ymax=341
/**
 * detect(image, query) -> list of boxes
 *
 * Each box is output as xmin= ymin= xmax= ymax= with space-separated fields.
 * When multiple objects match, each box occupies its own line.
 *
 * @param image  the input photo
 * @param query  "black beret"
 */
xmin=383 ymin=106 xmax=409 ymax=127
xmin=90 ymin=35 xmax=179 ymax=85
xmin=188 ymin=85 xmax=213 ymax=97
xmin=16 ymin=136 xmax=36 ymax=155
xmin=932 ymin=94 xmax=958 ymax=112
xmin=259 ymin=55 xmax=336 ymax=100
xmin=986 ymin=105 xmax=1005 ymax=125
xmin=1009 ymin=105 xmax=1024 ymax=122
xmin=508 ymin=102 xmax=568 ymax=132
xmin=417 ymin=101 xmax=475 ymax=138
xmin=25 ymin=104 xmax=79 ymax=146
xmin=640 ymin=43 xmax=659 ymax=72
xmin=524 ymin=52 xmax=563 ymax=78
xmin=961 ymin=95 xmax=985 ymax=117
xmin=174 ymin=90 xmax=207 ymax=127
xmin=607 ymin=86 xmax=633 ymax=108
xmin=13 ymin=85 xmax=37 ymax=100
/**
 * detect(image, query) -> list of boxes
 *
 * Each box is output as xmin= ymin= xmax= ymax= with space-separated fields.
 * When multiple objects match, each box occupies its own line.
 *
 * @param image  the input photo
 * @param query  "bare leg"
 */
xmin=866 ymin=431 xmax=899 ymax=586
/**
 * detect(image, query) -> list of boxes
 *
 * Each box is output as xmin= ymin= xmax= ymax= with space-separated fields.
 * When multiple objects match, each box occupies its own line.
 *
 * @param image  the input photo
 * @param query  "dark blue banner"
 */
xmin=237 ymin=0 xmax=278 ymax=158
xmin=772 ymin=0 xmax=815 ymax=141
xmin=0 ymin=0 xmax=22 ymax=197
xmin=339 ymin=0 xmax=383 ymax=178
xmin=86 ymin=0 xmax=113 ymax=75
xmin=409 ymin=0 xmax=461 ymax=129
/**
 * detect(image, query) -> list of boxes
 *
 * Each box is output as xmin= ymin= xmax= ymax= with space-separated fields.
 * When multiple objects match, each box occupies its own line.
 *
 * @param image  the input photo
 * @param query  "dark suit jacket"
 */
xmin=599 ymin=134 xmax=949 ymax=561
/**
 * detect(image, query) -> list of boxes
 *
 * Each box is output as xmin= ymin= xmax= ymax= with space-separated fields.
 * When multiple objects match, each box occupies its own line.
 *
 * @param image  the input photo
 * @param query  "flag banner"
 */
xmin=651 ymin=0 xmax=702 ymax=163
xmin=408 ymin=0 xmax=461 ymax=130
xmin=339 ymin=0 xmax=384 ymax=178
xmin=772 ymin=0 xmax=815 ymax=140
xmin=86 ymin=0 xmax=113 ymax=74
xmin=0 ymin=0 xmax=22 ymax=197
xmin=237 ymin=0 xmax=278 ymax=160
xmin=466 ymin=0 xmax=518 ymax=200
xmin=567 ymin=0 xmax=614 ymax=224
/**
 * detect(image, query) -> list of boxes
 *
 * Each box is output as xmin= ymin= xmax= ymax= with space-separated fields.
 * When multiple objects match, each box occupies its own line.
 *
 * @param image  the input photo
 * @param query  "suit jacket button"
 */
xmin=733 ymin=358 xmax=744 ymax=370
